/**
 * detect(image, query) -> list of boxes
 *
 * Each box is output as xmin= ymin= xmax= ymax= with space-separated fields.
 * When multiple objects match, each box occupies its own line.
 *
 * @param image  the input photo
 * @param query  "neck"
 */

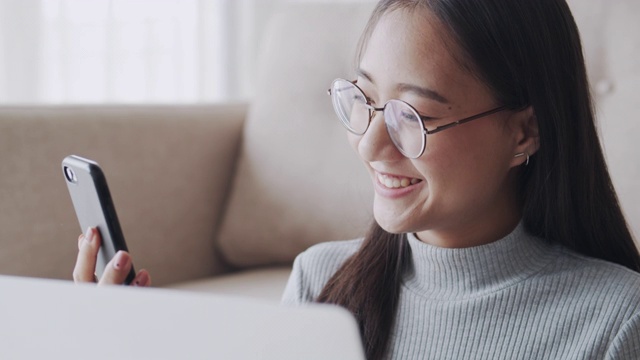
xmin=416 ymin=187 xmax=522 ymax=248
xmin=405 ymin=222 xmax=556 ymax=299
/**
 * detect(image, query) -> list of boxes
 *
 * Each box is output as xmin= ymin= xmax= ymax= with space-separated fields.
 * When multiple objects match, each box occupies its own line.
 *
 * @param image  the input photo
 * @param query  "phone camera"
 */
xmin=64 ymin=166 xmax=77 ymax=183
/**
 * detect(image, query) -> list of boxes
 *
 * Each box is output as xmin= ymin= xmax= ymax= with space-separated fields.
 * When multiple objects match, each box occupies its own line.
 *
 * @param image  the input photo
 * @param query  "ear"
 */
xmin=509 ymin=106 xmax=539 ymax=168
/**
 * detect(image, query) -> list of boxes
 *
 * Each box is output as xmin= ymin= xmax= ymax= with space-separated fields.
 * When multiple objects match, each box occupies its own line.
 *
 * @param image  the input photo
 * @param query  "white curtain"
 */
xmin=0 ymin=0 xmax=278 ymax=104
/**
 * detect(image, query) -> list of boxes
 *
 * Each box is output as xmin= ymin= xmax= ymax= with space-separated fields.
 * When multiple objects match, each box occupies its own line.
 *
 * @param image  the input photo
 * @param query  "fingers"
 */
xmin=73 ymin=227 xmax=151 ymax=287
xmin=132 ymin=269 xmax=152 ymax=287
xmin=73 ymin=227 xmax=101 ymax=283
xmin=98 ymin=250 xmax=133 ymax=286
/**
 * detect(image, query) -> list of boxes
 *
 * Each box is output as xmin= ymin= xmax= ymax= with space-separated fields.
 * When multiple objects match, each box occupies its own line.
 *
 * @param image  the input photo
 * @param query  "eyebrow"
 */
xmin=356 ymin=68 xmax=450 ymax=104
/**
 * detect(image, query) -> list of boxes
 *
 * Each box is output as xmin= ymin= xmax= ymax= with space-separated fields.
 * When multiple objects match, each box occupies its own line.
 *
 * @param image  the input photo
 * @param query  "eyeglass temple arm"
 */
xmin=328 ymin=86 xmax=359 ymax=95
xmin=425 ymin=106 xmax=509 ymax=135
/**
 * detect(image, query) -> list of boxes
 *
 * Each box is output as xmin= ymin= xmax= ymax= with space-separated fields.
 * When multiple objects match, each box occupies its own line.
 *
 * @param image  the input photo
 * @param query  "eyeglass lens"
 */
xmin=330 ymin=79 xmax=425 ymax=158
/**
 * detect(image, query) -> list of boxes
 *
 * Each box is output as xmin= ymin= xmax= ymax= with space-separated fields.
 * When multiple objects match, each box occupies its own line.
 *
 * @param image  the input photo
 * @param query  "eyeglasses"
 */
xmin=328 ymin=78 xmax=507 ymax=158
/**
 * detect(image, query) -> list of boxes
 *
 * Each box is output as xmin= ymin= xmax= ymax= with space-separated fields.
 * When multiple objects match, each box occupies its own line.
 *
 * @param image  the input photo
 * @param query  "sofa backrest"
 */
xmin=216 ymin=0 xmax=640 ymax=269
xmin=217 ymin=3 xmax=376 ymax=268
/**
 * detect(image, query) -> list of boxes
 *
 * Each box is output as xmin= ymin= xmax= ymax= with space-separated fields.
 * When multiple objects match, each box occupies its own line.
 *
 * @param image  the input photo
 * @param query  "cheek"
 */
xmin=418 ymin=135 xmax=459 ymax=172
xmin=418 ymin=127 xmax=510 ymax=197
xmin=347 ymin=133 xmax=360 ymax=155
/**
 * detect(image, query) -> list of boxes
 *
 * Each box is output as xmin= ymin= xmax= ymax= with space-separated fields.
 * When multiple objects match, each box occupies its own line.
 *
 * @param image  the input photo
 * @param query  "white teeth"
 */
xmin=377 ymin=173 xmax=421 ymax=189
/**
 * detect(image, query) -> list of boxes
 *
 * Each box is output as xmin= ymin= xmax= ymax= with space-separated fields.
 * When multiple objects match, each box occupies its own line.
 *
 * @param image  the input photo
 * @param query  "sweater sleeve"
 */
xmin=604 ymin=311 xmax=640 ymax=359
xmin=281 ymin=254 xmax=305 ymax=305
xmin=281 ymin=239 xmax=363 ymax=306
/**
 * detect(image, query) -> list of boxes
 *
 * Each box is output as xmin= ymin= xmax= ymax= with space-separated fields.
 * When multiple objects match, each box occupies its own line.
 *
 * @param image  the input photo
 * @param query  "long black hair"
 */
xmin=317 ymin=1 xmax=640 ymax=359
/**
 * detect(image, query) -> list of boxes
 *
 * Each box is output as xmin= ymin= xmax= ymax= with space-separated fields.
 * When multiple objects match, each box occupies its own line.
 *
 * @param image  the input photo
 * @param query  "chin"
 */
xmin=373 ymin=212 xmax=410 ymax=235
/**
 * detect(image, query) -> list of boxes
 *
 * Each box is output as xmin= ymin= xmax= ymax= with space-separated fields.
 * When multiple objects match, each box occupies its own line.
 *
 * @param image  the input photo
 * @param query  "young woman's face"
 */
xmin=351 ymin=8 xmax=527 ymax=246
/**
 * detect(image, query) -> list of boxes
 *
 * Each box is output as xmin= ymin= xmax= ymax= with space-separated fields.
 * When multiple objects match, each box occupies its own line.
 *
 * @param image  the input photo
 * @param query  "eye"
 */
xmin=352 ymin=93 xmax=367 ymax=103
xmin=399 ymin=109 xmax=419 ymax=123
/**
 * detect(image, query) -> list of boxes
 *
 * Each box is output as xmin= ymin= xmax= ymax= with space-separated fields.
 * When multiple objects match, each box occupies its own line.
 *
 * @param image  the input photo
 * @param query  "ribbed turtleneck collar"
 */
xmin=404 ymin=222 xmax=558 ymax=300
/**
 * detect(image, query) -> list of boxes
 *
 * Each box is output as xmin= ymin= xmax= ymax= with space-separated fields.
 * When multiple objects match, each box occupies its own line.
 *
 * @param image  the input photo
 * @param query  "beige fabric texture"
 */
xmin=217 ymin=3 xmax=377 ymax=267
xmin=167 ymin=266 xmax=291 ymax=301
xmin=0 ymin=105 xmax=245 ymax=286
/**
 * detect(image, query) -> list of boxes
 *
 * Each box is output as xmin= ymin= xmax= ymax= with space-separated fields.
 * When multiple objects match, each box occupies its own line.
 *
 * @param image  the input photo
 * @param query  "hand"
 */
xmin=73 ymin=227 xmax=151 ymax=286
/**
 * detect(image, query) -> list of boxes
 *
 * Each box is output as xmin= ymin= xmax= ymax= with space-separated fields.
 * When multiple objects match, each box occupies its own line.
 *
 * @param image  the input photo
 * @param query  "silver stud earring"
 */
xmin=514 ymin=152 xmax=530 ymax=166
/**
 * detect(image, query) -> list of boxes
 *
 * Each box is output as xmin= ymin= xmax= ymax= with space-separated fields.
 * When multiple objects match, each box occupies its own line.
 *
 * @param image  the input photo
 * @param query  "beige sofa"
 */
xmin=1 ymin=1 xmax=638 ymax=302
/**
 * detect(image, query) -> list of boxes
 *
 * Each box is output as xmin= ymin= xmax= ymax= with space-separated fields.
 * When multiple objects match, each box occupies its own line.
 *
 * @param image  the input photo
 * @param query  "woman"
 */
xmin=74 ymin=0 xmax=640 ymax=359
xmin=282 ymin=0 xmax=640 ymax=359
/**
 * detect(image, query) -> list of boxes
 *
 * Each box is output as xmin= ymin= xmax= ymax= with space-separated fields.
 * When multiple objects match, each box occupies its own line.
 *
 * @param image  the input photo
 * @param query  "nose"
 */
xmin=356 ymin=110 xmax=404 ymax=162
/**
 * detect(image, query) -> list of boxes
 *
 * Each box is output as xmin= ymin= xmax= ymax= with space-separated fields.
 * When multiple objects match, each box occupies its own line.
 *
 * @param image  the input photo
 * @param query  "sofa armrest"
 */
xmin=0 ymin=104 xmax=247 ymax=286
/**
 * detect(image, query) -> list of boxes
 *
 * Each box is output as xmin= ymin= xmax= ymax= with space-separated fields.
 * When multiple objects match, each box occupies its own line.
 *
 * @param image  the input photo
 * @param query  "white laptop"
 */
xmin=0 ymin=275 xmax=365 ymax=360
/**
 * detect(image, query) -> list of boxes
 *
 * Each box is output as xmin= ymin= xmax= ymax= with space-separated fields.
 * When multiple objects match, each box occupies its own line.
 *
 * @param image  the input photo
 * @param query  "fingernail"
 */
xmin=85 ymin=227 xmax=94 ymax=243
xmin=113 ymin=251 xmax=130 ymax=270
xmin=134 ymin=272 xmax=149 ymax=287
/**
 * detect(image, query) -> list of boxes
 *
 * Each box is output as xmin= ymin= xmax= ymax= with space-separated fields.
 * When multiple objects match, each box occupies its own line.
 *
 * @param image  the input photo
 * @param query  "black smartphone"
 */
xmin=62 ymin=155 xmax=136 ymax=285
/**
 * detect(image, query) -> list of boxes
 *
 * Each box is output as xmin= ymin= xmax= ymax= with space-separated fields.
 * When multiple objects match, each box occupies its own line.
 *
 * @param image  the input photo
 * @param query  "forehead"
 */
xmin=359 ymin=7 xmax=468 ymax=94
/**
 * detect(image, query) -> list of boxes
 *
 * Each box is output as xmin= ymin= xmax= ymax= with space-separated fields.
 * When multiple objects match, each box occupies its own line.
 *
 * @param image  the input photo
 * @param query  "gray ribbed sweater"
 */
xmin=282 ymin=223 xmax=640 ymax=359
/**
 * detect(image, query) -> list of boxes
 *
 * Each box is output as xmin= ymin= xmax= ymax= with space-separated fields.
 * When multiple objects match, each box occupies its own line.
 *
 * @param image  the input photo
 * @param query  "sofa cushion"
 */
xmin=166 ymin=266 xmax=291 ymax=302
xmin=217 ymin=3 xmax=376 ymax=268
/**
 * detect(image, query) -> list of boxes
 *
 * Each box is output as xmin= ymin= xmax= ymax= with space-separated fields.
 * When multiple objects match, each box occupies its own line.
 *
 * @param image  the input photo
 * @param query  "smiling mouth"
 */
xmin=377 ymin=173 xmax=422 ymax=189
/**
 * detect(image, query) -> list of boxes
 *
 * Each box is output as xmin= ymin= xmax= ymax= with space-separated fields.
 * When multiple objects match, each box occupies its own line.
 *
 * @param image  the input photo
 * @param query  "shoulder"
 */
xmin=605 ymin=310 xmax=640 ymax=358
xmin=298 ymin=238 xmax=363 ymax=269
xmin=554 ymin=246 xmax=640 ymax=290
xmin=527 ymin=242 xmax=640 ymax=357
xmin=520 ymin=242 xmax=640 ymax=356
xmin=546 ymin=245 xmax=640 ymax=312
xmin=281 ymin=239 xmax=363 ymax=305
